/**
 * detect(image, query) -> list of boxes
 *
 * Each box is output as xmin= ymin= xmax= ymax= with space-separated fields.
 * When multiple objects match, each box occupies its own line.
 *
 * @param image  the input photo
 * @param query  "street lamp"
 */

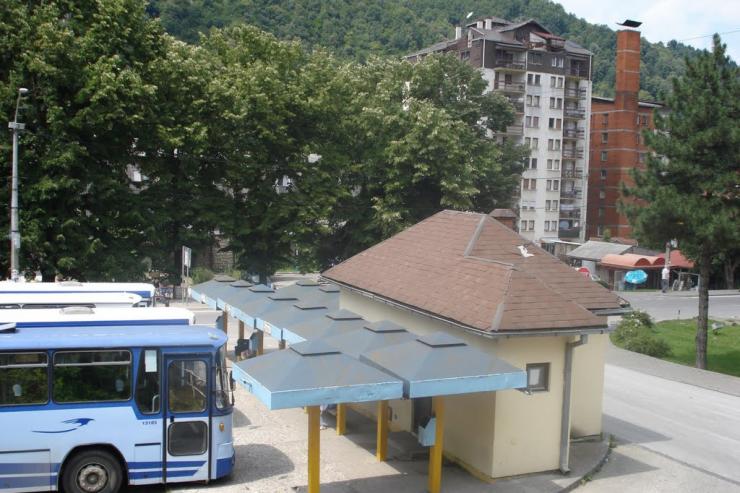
xmin=8 ymin=87 xmax=28 ymax=281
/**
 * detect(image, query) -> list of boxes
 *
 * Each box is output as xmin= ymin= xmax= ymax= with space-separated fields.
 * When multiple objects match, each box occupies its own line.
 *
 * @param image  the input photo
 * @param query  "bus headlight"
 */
xmin=219 ymin=422 xmax=225 ymax=432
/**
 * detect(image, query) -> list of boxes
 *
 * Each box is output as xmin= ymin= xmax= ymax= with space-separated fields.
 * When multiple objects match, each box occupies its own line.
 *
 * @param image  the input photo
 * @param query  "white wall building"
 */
xmin=407 ymin=17 xmax=592 ymax=243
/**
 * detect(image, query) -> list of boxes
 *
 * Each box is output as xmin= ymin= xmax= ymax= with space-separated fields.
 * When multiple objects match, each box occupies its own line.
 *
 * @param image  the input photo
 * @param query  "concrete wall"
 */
xmin=490 ymin=336 xmax=566 ymax=477
xmin=340 ymin=288 xmax=605 ymax=478
xmin=571 ymin=333 xmax=607 ymax=437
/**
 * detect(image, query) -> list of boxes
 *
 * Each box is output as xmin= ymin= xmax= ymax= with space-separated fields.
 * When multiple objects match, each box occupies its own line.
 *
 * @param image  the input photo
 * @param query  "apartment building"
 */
xmin=407 ymin=17 xmax=593 ymax=243
xmin=586 ymin=28 xmax=662 ymax=239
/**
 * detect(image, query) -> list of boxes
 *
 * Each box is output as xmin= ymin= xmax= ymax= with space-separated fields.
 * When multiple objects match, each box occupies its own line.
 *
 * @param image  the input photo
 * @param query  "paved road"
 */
xmin=618 ymin=291 xmax=740 ymax=322
xmin=601 ymin=364 xmax=740 ymax=487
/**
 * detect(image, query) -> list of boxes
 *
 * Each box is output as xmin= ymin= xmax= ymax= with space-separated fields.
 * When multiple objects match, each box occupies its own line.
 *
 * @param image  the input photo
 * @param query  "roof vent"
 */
xmin=230 ymin=280 xmax=252 ymax=288
xmin=60 ymin=306 xmax=95 ymax=315
xmin=294 ymin=301 xmax=327 ymax=310
xmin=214 ymin=274 xmax=237 ymax=282
xmin=249 ymin=284 xmax=274 ymax=293
xmin=417 ymin=333 xmax=467 ymax=348
xmin=364 ymin=320 xmax=408 ymax=333
xmin=296 ymin=280 xmax=319 ymax=287
xmin=326 ymin=309 xmax=363 ymax=321
xmin=291 ymin=340 xmax=341 ymax=357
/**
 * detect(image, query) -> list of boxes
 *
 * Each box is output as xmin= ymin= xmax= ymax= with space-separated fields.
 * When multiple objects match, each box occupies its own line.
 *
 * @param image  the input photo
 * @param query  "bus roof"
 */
xmin=0 ymin=281 xmax=155 ymax=299
xmin=0 ymin=325 xmax=227 ymax=351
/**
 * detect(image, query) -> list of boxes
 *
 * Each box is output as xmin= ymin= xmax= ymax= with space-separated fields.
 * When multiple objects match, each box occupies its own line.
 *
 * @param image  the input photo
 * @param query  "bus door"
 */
xmin=163 ymin=355 xmax=211 ymax=483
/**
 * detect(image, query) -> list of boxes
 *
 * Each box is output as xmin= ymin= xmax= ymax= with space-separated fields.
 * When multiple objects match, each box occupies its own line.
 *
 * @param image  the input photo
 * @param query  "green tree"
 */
xmin=622 ymin=35 xmax=739 ymax=369
xmin=0 ymin=0 xmax=167 ymax=280
xmin=314 ymin=54 xmax=525 ymax=266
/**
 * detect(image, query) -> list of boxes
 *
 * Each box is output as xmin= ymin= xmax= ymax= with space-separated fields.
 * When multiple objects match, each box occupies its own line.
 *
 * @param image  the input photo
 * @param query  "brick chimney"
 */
xmin=489 ymin=209 xmax=517 ymax=230
xmin=615 ymin=29 xmax=640 ymax=111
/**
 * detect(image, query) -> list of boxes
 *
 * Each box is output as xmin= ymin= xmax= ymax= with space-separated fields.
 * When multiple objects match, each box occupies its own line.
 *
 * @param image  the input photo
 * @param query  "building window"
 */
xmin=533 ymin=95 xmax=540 ymax=107
xmin=550 ymin=76 xmax=557 ymax=87
xmin=601 ymin=132 xmax=608 ymax=143
xmin=553 ymin=200 xmax=558 ymax=210
xmin=527 ymin=73 xmax=541 ymax=86
xmin=545 ymin=199 xmax=551 ymax=211
xmin=546 ymin=179 xmax=552 ymax=191
xmin=526 ymin=116 xmax=539 ymax=128
xmin=531 ymin=138 xmax=539 ymax=149
xmin=521 ymin=220 xmax=527 ymax=231
xmin=602 ymin=114 xmax=609 ymax=126
xmin=600 ymin=169 xmax=607 ymax=179
xmin=640 ymin=114 xmax=648 ymax=125
xmin=599 ymin=190 xmax=606 ymax=199
xmin=526 ymin=116 xmax=532 ymax=127
xmin=549 ymin=118 xmax=561 ymax=130
xmin=528 ymin=220 xmax=535 ymax=230
xmin=547 ymin=159 xmax=553 ymax=170
xmin=598 ymin=207 xmax=605 ymax=218
xmin=557 ymin=77 xmax=564 ymax=88
xmin=552 ymin=221 xmax=558 ymax=231
xmin=639 ymin=152 xmax=646 ymax=163
xmin=600 ymin=151 xmax=607 ymax=162
xmin=530 ymin=158 xmax=538 ymax=169
xmin=544 ymin=221 xmax=550 ymax=232
xmin=526 ymin=363 xmax=550 ymax=392
xmin=528 ymin=52 xmax=543 ymax=65
xmin=460 ymin=50 xmax=470 ymax=61
xmin=553 ymin=159 xmax=560 ymax=170
xmin=553 ymin=179 xmax=559 ymax=191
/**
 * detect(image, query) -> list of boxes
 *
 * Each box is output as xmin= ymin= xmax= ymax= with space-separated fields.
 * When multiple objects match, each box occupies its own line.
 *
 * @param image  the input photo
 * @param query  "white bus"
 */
xmin=0 ymin=293 xmax=142 ymax=310
xmin=0 ymin=323 xmax=235 ymax=493
xmin=0 ymin=306 xmax=195 ymax=328
xmin=0 ymin=282 xmax=156 ymax=306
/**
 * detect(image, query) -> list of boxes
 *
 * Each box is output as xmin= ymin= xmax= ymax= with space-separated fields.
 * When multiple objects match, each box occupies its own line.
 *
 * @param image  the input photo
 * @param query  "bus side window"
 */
xmin=0 ymin=352 xmax=48 ymax=406
xmin=135 ymin=349 xmax=160 ymax=414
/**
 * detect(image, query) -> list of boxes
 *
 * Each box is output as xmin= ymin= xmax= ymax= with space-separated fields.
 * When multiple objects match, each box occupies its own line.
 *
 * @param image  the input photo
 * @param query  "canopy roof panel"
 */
xmin=361 ymin=333 xmax=526 ymax=398
xmin=233 ymin=341 xmax=403 ymax=409
xmin=281 ymin=310 xmax=367 ymax=344
xmin=322 ymin=322 xmax=416 ymax=359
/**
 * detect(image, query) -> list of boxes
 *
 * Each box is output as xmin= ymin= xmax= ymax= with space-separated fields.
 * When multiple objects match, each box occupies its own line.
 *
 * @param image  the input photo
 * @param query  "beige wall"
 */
xmin=490 ymin=336 xmax=565 ymax=477
xmin=340 ymin=288 xmax=606 ymax=479
xmin=571 ymin=333 xmax=607 ymax=437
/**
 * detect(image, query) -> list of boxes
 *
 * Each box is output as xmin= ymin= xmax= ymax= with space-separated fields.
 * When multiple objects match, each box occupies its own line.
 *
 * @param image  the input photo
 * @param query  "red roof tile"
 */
xmin=323 ymin=210 xmax=621 ymax=333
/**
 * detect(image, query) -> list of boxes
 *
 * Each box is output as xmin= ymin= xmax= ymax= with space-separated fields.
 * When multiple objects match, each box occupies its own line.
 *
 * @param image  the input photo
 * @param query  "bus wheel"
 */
xmin=62 ymin=450 xmax=122 ymax=493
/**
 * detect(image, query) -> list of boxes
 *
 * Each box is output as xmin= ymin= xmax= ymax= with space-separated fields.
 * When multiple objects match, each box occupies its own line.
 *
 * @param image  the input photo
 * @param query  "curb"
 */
xmin=561 ymin=438 xmax=613 ymax=492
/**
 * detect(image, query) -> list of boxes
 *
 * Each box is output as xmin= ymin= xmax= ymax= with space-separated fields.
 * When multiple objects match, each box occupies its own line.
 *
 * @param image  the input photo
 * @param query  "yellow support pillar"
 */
xmin=336 ymin=403 xmax=346 ymax=436
xmin=238 ymin=320 xmax=245 ymax=342
xmin=307 ymin=406 xmax=321 ymax=493
xmin=428 ymin=396 xmax=445 ymax=493
xmin=376 ymin=400 xmax=389 ymax=461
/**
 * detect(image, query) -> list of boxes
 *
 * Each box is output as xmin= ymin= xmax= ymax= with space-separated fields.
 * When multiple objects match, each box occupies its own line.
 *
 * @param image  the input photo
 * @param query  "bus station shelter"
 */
xmin=279 ymin=309 xmax=366 ymax=345
xmin=235 ymin=330 xmax=527 ymax=492
xmin=233 ymin=340 xmax=404 ymax=493
xmin=190 ymin=275 xmax=237 ymax=308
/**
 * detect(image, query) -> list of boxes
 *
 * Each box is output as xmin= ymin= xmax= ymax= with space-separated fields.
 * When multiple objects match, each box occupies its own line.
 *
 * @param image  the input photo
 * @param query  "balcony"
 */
xmin=559 ymin=226 xmax=581 ymax=238
xmin=559 ymin=209 xmax=581 ymax=220
xmin=561 ymin=168 xmax=584 ymax=179
xmin=564 ymin=108 xmax=586 ymax=120
xmin=562 ymin=128 xmax=585 ymax=139
xmin=567 ymin=66 xmax=589 ymax=79
xmin=495 ymin=123 xmax=523 ymax=135
xmin=562 ymin=148 xmax=584 ymax=159
xmin=564 ymin=87 xmax=587 ymax=99
xmin=560 ymin=188 xmax=583 ymax=199
xmin=506 ymin=96 xmax=525 ymax=113
xmin=494 ymin=59 xmax=526 ymax=71
xmin=493 ymin=81 xmax=526 ymax=93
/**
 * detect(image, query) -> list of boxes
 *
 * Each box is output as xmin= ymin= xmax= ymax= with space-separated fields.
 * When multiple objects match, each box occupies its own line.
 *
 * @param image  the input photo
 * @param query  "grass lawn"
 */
xmin=652 ymin=319 xmax=740 ymax=377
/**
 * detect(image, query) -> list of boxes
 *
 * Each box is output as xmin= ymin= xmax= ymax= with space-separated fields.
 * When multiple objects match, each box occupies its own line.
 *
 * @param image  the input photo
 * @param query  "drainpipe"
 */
xmin=559 ymin=334 xmax=588 ymax=473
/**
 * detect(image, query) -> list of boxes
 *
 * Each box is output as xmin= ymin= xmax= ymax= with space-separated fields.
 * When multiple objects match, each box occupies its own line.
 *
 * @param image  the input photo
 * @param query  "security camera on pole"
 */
xmin=8 ymin=87 xmax=29 ymax=282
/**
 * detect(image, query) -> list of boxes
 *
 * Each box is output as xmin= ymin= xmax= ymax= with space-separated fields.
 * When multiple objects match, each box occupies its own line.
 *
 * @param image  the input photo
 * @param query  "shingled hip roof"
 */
xmin=323 ymin=210 xmax=622 ymax=334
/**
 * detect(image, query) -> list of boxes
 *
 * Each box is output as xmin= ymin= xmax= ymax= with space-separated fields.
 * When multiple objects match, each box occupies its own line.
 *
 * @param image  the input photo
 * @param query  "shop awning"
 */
xmin=600 ymin=253 xmax=665 ymax=270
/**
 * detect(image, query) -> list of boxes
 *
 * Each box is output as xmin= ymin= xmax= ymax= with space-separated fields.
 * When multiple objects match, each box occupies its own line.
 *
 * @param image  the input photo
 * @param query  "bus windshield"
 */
xmin=214 ymin=344 xmax=230 ymax=410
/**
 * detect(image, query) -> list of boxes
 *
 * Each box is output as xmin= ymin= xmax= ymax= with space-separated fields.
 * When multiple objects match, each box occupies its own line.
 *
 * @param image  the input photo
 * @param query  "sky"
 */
xmin=555 ymin=0 xmax=739 ymax=61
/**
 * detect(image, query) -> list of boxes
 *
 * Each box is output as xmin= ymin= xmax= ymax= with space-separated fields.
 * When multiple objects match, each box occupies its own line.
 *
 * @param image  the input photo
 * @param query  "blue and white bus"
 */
xmin=0 ymin=306 xmax=195 ymax=328
xmin=0 ymin=293 xmax=143 ymax=310
xmin=0 ymin=282 xmax=156 ymax=307
xmin=0 ymin=324 xmax=235 ymax=493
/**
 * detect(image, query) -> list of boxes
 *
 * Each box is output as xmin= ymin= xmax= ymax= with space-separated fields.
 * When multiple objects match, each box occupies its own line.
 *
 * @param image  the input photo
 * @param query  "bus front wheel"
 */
xmin=62 ymin=450 xmax=122 ymax=493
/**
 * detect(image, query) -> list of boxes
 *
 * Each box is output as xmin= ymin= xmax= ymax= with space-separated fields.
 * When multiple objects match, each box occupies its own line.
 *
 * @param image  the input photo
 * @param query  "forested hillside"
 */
xmin=147 ymin=0 xmax=706 ymax=100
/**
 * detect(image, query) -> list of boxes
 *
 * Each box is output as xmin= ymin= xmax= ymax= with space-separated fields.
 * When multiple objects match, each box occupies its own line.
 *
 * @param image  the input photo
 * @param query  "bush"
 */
xmin=612 ymin=318 xmax=643 ymax=344
xmin=622 ymin=309 xmax=654 ymax=328
xmin=191 ymin=267 xmax=214 ymax=285
xmin=623 ymin=333 xmax=672 ymax=358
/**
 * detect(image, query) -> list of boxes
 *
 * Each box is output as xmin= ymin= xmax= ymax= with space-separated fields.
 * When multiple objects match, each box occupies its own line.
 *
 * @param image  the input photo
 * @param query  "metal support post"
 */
xmin=376 ymin=400 xmax=389 ymax=461
xmin=428 ymin=396 xmax=445 ymax=493
xmin=336 ymin=403 xmax=346 ymax=436
xmin=238 ymin=320 xmax=245 ymax=342
xmin=307 ymin=405 xmax=321 ymax=493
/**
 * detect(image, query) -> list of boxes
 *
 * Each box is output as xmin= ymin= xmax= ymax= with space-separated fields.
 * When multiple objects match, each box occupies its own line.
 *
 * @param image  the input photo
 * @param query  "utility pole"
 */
xmin=8 ymin=88 xmax=29 ymax=281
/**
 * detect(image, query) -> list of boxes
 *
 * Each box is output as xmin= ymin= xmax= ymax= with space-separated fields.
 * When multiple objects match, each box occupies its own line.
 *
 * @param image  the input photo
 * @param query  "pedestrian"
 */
xmin=319 ymin=404 xmax=329 ymax=430
xmin=661 ymin=266 xmax=670 ymax=293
